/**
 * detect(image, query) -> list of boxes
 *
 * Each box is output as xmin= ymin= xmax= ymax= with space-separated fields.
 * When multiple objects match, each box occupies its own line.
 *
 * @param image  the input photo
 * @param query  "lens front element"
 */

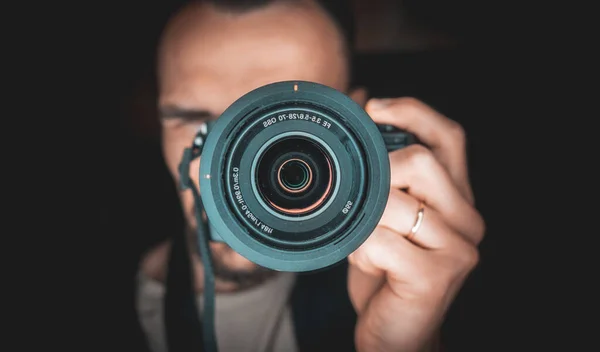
xmin=279 ymin=159 xmax=311 ymax=192
xmin=256 ymin=137 xmax=334 ymax=216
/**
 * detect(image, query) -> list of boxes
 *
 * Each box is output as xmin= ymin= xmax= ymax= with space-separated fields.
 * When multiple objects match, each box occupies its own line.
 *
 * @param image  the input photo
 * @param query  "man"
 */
xmin=137 ymin=0 xmax=485 ymax=351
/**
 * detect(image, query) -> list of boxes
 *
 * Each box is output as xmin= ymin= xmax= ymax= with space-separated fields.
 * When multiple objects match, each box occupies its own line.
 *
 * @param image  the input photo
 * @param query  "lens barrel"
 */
xmin=199 ymin=81 xmax=390 ymax=272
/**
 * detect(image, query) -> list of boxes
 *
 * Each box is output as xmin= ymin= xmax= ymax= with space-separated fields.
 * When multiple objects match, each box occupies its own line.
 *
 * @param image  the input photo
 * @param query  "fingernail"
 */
xmin=368 ymin=98 xmax=392 ymax=110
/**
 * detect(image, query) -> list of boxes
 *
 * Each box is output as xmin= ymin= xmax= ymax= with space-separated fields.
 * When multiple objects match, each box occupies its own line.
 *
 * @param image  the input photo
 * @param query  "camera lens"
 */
xmin=256 ymin=137 xmax=334 ymax=216
xmin=199 ymin=81 xmax=393 ymax=272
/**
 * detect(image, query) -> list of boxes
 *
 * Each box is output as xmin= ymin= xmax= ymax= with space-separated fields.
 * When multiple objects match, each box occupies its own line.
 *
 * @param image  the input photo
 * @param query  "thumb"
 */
xmin=365 ymin=98 xmax=397 ymax=125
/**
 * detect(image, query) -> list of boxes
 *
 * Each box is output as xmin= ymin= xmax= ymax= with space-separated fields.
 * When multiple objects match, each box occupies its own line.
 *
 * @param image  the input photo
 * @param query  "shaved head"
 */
xmin=157 ymin=0 xmax=349 ymax=110
xmin=155 ymin=0 xmax=352 ymax=290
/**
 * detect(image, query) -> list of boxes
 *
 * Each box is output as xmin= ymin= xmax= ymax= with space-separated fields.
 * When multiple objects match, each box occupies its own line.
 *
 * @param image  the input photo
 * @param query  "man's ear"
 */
xmin=348 ymin=86 xmax=369 ymax=108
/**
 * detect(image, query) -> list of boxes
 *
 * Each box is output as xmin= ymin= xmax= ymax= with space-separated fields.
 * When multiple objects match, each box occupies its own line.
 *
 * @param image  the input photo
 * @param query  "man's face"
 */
xmin=158 ymin=1 xmax=348 ymax=287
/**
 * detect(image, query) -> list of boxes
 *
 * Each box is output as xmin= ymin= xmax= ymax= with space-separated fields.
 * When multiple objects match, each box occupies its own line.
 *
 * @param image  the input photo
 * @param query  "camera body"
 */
xmin=198 ymin=81 xmax=415 ymax=272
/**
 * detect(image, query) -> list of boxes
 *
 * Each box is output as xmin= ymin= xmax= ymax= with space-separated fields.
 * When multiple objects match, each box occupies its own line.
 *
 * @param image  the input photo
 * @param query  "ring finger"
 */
xmin=379 ymin=189 xmax=462 ymax=250
xmin=389 ymin=145 xmax=484 ymax=245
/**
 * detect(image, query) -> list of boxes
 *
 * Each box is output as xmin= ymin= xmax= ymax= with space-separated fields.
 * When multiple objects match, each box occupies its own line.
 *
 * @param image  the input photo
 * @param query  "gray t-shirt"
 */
xmin=136 ymin=271 xmax=298 ymax=352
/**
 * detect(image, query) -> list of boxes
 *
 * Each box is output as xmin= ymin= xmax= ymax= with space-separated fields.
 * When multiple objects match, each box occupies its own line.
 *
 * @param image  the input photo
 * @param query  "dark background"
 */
xmin=63 ymin=0 xmax=544 ymax=351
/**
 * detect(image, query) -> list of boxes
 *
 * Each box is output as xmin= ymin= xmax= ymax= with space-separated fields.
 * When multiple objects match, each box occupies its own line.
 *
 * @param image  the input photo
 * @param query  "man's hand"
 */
xmin=348 ymin=97 xmax=485 ymax=352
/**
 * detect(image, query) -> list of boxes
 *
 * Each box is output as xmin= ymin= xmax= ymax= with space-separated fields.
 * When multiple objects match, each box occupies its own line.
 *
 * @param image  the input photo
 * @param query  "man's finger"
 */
xmin=379 ymin=189 xmax=474 ymax=249
xmin=366 ymin=97 xmax=473 ymax=204
xmin=387 ymin=145 xmax=485 ymax=245
xmin=348 ymin=225 xmax=430 ymax=281
xmin=347 ymin=263 xmax=385 ymax=315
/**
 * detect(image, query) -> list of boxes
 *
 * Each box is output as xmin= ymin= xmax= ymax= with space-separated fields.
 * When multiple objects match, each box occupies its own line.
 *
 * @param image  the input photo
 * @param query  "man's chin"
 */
xmin=187 ymin=224 xmax=277 ymax=290
xmin=212 ymin=259 xmax=277 ymax=291
xmin=207 ymin=241 xmax=277 ymax=291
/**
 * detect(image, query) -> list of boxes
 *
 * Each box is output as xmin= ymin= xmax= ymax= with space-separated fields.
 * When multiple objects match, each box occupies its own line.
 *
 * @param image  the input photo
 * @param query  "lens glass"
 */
xmin=256 ymin=137 xmax=334 ymax=216
xmin=279 ymin=159 xmax=311 ymax=192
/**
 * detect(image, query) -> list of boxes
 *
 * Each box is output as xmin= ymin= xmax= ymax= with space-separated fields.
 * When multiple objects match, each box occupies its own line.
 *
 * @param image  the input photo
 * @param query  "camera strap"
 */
xmin=167 ymin=127 xmax=218 ymax=352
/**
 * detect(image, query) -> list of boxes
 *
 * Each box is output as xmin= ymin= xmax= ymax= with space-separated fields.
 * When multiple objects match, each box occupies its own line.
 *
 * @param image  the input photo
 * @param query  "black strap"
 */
xmin=290 ymin=261 xmax=357 ymax=352
xmin=164 ymin=130 xmax=218 ymax=352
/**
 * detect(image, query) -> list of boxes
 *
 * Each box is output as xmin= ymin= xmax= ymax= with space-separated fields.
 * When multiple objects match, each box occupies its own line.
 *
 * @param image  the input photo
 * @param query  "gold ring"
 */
xmin=407 ymin=201 xmax=425 ymax=241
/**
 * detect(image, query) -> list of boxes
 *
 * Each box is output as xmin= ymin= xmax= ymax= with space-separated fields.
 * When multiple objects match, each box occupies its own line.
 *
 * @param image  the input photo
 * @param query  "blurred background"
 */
xmin=69 ymin=0 xmax=539 ymax=351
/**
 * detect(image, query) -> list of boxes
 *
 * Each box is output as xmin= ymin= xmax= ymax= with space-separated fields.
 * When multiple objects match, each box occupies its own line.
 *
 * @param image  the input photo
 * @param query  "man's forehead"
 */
xmin=160 ymin=1 xmax=343 ymax=60
xmin=158 ymin=1 xmax=347 ymax=112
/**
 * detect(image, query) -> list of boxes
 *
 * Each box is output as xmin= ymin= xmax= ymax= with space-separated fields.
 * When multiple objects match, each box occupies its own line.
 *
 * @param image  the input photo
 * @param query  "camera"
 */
xmin=197 ymin=81 xmax=415 ymax=272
